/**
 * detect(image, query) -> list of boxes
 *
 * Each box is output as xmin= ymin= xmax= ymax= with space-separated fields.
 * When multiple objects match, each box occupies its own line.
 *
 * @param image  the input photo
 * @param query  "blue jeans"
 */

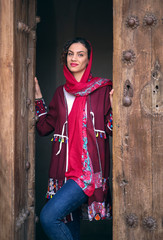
xmin=40 ymin=179 xmax=88 ymax=240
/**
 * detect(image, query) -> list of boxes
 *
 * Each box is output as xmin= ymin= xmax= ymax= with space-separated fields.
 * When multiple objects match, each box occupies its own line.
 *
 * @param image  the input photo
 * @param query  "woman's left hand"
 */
xmin=109 ymin=89 xmax=114 ymax=108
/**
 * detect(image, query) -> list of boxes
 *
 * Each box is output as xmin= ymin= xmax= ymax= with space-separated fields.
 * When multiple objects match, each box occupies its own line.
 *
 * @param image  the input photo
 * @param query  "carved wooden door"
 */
xmin=113 ymin=0 xmax=163 ymax=239
xmin=0 ymin=0 xmax=36 ymax=239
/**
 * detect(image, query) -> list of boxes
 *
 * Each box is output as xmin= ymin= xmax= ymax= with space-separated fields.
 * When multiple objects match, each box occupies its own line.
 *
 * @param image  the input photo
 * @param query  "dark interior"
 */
xmin=36 ymin=0 xmax=113 ymax=239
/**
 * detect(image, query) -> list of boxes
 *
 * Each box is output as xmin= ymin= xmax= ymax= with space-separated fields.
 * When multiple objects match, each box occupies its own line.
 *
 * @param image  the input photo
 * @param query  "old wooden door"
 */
xmin=0 ymin=0 xmax=36 ymax=239
xmin=113 ymin=0 xmax=163 ymax=239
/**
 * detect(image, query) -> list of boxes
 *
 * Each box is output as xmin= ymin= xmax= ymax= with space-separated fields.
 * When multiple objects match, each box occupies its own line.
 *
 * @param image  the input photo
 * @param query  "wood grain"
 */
xmin=0 ymin=0 xmax=36 ymax=239
xmin=26 ymin=1 xmax=36 ymax=239
xmin=113 ymin=0 xmax=163 ymax=239
xmin=0 ymin=1 xmax=15 ymax=239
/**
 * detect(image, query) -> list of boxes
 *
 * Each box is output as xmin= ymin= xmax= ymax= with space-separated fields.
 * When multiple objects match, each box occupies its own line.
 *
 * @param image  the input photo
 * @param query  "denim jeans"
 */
xmin=40 ymin=179 xmax=88 ymax=240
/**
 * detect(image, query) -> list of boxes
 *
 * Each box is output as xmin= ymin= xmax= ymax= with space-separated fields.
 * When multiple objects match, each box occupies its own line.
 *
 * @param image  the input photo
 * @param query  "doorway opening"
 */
xmin=36 ymin=1 xmax=113 ymax=239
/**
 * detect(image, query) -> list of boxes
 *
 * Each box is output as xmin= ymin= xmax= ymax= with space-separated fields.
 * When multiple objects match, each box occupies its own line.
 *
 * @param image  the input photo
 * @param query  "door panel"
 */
xmin=113 ymin=0 xmax=163 ymax=239
xmin=0 ymin=0 xmax=36 ymax=239
xmin=14 ymin=0 xmax=36 ymax=239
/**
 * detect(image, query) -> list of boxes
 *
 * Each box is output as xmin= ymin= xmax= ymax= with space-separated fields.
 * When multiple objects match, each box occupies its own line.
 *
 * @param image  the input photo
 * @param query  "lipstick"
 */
xmin=70 ymin=63 xmax=78 ymax=67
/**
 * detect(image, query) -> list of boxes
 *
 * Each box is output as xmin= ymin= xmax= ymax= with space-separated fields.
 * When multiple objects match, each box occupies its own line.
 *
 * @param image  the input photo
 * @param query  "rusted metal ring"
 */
xmin=126 ymin=214 xmax=138 ymax=228
xmin=143 ymin=13 xmax=157 ymax=27
xmin=143 ymin=216 xmax=157 ymax=231
xmin=126 ymin=16 xmax=139 ymax=29
xmin=122 ymin=50 xmax=136 ymax=65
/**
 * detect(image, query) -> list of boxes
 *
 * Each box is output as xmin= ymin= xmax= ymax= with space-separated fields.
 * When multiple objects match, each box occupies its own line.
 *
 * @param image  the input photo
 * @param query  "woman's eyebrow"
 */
xmin=78 ymin=51 xmax=85 ymax=53
xmin=68 ymin=50 xmax=86 ymax=53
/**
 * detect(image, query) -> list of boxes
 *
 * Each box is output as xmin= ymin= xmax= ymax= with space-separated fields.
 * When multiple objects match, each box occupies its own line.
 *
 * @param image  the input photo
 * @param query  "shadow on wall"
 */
xmin=36 ymin=0 xmax=113 ymax=239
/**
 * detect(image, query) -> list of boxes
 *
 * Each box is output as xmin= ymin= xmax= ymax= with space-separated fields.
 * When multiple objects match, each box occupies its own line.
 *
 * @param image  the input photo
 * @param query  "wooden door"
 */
xmin=113 ymin=0 xmax=163 ymax=239
xmin=0 ymin=1 xmax=36 ymax=239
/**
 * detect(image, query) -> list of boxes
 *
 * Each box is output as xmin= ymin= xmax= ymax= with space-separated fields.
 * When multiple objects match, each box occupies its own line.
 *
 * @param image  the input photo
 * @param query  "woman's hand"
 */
xmin=35 ymin=77 xmax=43 ymax=99
xmin=109 ymin=89 xmax=114 ymax=108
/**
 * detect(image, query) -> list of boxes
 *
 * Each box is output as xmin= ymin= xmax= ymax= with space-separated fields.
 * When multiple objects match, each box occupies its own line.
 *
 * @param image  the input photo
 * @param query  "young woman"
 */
xmin=35 ymin=37 xmax=113 ymax=240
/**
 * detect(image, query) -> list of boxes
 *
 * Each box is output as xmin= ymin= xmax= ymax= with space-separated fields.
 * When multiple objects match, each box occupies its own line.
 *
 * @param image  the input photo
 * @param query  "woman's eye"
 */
xmin=68 ymin=52 xmax=73 ymax=56
xmin=78 ymin=54 xmax=83 ymax=57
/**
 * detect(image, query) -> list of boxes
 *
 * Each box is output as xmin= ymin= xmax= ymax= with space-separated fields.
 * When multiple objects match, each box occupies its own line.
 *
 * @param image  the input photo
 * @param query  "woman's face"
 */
xmin=67 ymin=42 xmax=89 ymax=77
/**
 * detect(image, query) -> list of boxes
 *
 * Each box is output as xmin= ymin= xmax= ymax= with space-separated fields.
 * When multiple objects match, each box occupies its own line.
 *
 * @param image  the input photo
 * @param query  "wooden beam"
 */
xmin=0 ymin=1 xmax=15 ymax=239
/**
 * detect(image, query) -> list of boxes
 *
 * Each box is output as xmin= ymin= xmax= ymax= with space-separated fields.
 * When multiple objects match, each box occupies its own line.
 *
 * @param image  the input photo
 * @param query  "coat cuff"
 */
xmin=35 ymin=98 xmax=47 ymax=117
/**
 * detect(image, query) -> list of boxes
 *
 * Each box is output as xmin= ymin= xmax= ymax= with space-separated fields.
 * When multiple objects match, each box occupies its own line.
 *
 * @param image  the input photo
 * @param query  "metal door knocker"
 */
xmin=123 ymin=79 xmax=133 ymax=107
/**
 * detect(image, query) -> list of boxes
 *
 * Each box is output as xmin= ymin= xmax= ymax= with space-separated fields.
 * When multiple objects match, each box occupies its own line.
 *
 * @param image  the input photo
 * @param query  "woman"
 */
xmin=35 ymin=37 xmax=113 ymax=240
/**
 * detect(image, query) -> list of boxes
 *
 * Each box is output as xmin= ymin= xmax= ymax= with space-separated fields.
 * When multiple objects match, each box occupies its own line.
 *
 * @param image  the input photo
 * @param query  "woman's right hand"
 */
xmin=35 ymin=77 xmax=43 ymax=99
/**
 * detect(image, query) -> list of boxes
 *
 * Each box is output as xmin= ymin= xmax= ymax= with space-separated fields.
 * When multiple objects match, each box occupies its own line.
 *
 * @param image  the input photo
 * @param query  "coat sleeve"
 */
xmin=35 ymin=89 xmax=59 ymax=136
xmin=104 ymin=84 xmax=113 ymax=136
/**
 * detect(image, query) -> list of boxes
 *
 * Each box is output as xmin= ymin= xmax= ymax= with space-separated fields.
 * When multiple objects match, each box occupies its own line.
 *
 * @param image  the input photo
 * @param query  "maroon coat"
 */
xmin=36 ymin=85 xmax=112 ymax=180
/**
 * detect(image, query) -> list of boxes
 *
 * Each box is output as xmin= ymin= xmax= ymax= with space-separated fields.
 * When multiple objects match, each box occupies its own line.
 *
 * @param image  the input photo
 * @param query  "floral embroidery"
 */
xmin=75 ymin=110 xmax=94 ymax=193
xmin=35 ymin=98 xmax=47 ymax=117
xmin=46 ymin=178 xmax=65 ymax=199
xmin=94 ymin=172 xmax=102 ymax=189
xmin=88 ymin=201 xmax=112 ymax=221
xmin=45 ymin=177 xmax=112 ymax=221
xmin=74 ymin=79 xmax=110 ymax=96
xmin=88 ymin=201 xmax=106 ymax=221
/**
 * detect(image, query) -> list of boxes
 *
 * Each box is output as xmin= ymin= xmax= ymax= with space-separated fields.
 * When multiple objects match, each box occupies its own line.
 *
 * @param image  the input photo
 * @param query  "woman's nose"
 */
xmin=71 ymin=54 xmax=77 ymax=61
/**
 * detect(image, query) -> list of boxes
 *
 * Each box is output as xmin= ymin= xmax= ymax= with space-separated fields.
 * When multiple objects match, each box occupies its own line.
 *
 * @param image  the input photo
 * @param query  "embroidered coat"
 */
xmin=36 ymin=84 xmax=112 ymax=221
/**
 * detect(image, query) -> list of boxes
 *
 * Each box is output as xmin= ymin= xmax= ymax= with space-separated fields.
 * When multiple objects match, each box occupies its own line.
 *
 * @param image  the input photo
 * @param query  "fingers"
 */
xmin=109 ymin=89 xmax=114 ymax=108
xmin=35 ymin=77 xmax=40 ymax=88
xmin=34 ymin=76 xmax=43 ymax=99
xmin=109 ymin=89 xmax=114 ymax=95
xmin=35 ymin=76 xmax=38 ymax=83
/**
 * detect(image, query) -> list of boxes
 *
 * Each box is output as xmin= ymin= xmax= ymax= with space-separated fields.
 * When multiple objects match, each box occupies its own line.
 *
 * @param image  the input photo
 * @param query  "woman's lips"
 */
xmin=70 ymin=63 xmax=78 ymax=67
